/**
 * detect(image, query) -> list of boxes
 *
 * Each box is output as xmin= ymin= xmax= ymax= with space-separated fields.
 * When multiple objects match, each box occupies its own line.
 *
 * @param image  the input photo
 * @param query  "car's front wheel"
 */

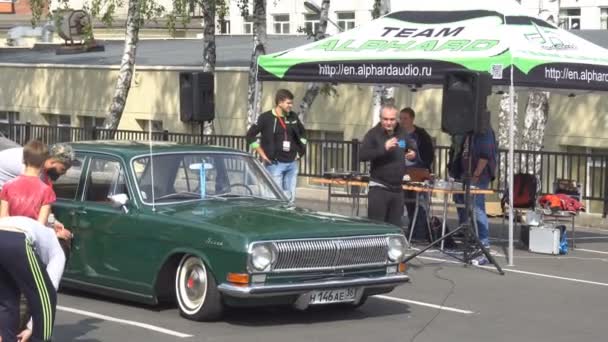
xmin=175 ymin=255 xmax=223 ymax=321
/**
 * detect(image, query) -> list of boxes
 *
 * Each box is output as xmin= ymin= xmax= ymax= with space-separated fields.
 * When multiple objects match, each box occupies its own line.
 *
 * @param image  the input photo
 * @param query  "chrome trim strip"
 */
xmin=217 ymin=274 xmax=410 ymax=298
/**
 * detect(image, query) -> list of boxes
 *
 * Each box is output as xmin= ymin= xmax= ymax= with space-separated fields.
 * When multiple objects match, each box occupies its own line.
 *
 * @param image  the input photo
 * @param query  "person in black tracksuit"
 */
xmin=0 ymin=216 xmax=65 ymax=342
xmin=246 ymin=89 xmax=306 ymax=203
xmin=360 ymin=105 xmax=417 ymax=227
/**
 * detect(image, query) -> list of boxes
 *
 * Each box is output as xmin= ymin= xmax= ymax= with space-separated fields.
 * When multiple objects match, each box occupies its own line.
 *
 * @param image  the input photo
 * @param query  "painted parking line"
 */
xmin=574 ymin=248 xmax=608 ymax=255
xmin=417 ymin=256 xmax=608 ymax=288
xmin=57 ymin=306 xmax=193 ymax=338
xmin=375 ymin=295 xmax=475 ymax=314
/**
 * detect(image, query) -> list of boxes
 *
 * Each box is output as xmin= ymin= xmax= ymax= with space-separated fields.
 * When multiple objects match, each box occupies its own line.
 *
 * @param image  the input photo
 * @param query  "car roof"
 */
xmin=69 ymin=140 xmax=248 ymax=159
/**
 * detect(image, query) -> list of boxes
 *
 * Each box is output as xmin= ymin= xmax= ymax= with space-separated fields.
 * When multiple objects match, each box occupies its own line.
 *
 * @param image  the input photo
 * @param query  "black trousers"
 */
xmin=368 ymin=186 xmax=404 ymax=227
xmin=0 ymin=231 xmax=56 ymax=342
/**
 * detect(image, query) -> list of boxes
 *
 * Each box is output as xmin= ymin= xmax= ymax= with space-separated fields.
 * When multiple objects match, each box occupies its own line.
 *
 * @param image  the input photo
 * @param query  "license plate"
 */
xmin=309 ymin=288 xmax=357 ymax=305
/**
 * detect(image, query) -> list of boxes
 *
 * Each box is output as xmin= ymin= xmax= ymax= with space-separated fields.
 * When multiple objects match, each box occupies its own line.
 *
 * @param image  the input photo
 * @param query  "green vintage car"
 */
xmin=53 ymin=141 xmax=409 ymax=321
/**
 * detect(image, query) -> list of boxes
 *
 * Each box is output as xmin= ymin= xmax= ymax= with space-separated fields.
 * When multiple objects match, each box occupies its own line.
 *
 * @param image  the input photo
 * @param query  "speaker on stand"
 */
xmin=441 ymin=70 xmax=492 ymax=135
xmin=179 ymin=72 xmax=215 ymax=140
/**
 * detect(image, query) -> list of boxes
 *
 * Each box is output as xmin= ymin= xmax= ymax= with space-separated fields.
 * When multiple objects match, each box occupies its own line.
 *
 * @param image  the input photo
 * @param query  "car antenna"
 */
xmin=148 ymin=120 xmax=156 ymax=212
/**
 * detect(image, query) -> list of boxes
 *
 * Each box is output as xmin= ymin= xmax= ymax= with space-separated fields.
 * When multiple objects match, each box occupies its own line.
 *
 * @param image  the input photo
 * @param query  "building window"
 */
xmin=189 ymin=2 xmax=203 ymax=18
xmin=273 ymin=14 xmax=290 ymax=34
xmin=559 ymin=8 xmax=580 ymax=29
xmin=219 ymin=20 xmax=230 ymax=34
xmin=0 ymin=111 xmax=19 ymax=124
xmin=44 ymin=114 xmax=72 ymax=143
xmin=243 ymin=15 xmax=253 ymax=34
xmin=136 ymin=119 xmax=163 ymax=132
xmin=80 ymin=116 xmax=105 ymax=129
xmin=337 ymin=12 xmax=355 ymax=31
xmin=303 ymin=13 xmax=320 ymax=35
xmin=0 ymin=111 xmax=21 ymax=142
xmin=601 ymin=8 xmax=608 ymax=30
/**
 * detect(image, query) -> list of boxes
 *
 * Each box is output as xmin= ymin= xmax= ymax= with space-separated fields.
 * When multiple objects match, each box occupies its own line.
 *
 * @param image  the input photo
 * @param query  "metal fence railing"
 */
xmin=2 ymin=122 xmax=606 ymax=216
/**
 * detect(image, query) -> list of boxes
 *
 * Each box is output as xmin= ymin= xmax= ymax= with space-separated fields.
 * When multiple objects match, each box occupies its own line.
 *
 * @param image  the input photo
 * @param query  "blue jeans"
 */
xmin=266 ymin=161 xmax=298 ymax=202
xmin=453 ymin=178 xmax=490 ymax=246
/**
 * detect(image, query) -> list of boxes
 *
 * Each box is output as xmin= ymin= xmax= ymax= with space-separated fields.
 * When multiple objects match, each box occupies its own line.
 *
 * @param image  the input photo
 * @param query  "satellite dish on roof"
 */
xmin=56 ymin=9 xmax=93 ymax=44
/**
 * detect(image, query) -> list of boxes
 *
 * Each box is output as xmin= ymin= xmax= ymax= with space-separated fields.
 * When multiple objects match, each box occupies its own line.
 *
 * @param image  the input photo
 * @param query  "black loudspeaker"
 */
xmin=441 ymin=71 xmax=491 ymax=135
xmin=180 ymin=72 xmax=215 ymax=122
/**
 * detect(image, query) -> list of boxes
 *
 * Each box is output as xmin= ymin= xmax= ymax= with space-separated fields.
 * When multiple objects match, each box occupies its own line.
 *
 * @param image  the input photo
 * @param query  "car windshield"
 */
xmin=132 ymin=153 xmax=284 ymax=204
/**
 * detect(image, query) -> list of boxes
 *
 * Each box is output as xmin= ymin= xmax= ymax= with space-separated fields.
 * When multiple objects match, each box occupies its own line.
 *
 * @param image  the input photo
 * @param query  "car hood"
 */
xmin=155 ymin=200 xmax=402 ymax=240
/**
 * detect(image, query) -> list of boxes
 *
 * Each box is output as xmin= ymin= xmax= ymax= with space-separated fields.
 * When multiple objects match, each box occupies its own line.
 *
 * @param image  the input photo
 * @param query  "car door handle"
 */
xmin=70 ymin=209 xmax=87 ymax=215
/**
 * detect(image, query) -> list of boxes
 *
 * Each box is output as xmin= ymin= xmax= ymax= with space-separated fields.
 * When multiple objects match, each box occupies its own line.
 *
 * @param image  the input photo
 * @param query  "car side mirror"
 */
xmin=108 ymin=193 xmax=130 ymax=213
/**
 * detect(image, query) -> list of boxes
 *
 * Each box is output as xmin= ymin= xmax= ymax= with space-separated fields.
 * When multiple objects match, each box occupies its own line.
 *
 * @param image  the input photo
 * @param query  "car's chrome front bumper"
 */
xmin=217 ymin=274 xmax=410 ymax=298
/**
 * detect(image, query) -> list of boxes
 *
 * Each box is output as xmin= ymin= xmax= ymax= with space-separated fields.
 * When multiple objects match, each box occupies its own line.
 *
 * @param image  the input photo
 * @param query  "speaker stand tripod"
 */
xmin=403 ymin=133 xmax=504 ymax=275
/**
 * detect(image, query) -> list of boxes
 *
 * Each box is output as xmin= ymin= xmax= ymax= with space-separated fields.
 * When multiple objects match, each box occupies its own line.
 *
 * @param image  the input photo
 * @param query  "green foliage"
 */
xmin=296 ymin=25 xmax=315 ymax=39
xmin=165 ymin=0 xmax=191 ymax=36
xmin=319 ymin=83 xmax=339 ymax=98
xmin=371 ymin=0 xmax=381 ymax=19
xmin=236 ymin=0 xmax=249 ymax=17
xmin=28 ymin=0 xmax=46 ymax=27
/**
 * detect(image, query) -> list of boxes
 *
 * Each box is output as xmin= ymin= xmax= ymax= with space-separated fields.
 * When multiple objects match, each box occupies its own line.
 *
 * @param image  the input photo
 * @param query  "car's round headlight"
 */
xmin=250 ymin=244 xmax=274 ymax=271
xmin=388 ymin=236 xmax=406 ymax=262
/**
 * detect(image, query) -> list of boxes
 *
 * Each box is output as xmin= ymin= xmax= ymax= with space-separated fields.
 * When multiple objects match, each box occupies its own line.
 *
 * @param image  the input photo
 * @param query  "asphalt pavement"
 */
xmin=52 ymin=223 xmax=608 ymax=342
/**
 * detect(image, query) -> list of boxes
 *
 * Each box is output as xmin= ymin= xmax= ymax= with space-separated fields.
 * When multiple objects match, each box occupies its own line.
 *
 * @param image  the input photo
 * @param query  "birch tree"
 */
xmin=370 ymin=0 xmax=393 ymax=125
xmin=243 ymin=0 xmax=267 ymax=127
xmin=104 ymin=0 xmax=144 ymax=134
xmin=519 ymin=0 xmax=558 ymax=175
xmin=199 ymin=0 xmax=221 ymax=135
xmin=497 ymin=92 xmax=519 ymax=188
xmin=297 ymin=0 xmax=331 ymax=124
xmin=80 ymin=0 xmax=164 ymax=135
xmin=520 ymin=91 xmax=550 ymax=174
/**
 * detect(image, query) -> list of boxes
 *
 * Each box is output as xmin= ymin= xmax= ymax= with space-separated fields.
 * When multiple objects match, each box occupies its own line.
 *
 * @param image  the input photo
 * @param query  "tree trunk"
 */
xmin=297 ymin=0 xmax=330 ymax=124
xmin=105 ymin=0 xmax=141 ymax=137
xmin=247 ymin=0 xmax=267 ymax=127
xmin=370 ymin=0 xmax=392 ymax=126
xmin=520 ymin=91 xmax=550 ymax=175
xmin=497 ymin=91 xmax=519 ymax=188
xmin=201 ymin=0 xmax=217 ymax=135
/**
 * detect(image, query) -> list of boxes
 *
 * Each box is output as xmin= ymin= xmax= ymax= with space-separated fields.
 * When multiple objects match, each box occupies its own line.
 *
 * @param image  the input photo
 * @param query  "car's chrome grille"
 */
xmin=273 ymin=236 xmax=389 ymax=272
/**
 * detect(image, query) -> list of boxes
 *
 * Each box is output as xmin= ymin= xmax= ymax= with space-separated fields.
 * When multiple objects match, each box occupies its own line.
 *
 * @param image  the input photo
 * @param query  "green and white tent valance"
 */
xmin=258 ymin=5 xmax=608 ymax=91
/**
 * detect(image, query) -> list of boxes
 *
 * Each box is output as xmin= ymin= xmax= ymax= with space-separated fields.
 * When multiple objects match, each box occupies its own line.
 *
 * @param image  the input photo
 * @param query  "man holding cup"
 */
xmin=360 ymin=104 xmax=416 ymax=227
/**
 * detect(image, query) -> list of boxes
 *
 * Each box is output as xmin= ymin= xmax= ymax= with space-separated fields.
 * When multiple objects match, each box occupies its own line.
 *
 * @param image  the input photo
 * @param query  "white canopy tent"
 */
xmin=257 ymin=0 xmax=608 ymax=264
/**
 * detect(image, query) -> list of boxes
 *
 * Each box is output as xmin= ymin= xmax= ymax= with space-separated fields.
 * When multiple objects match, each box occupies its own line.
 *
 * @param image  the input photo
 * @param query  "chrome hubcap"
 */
xmin=178 ymin=256 xmax=208 ymax=313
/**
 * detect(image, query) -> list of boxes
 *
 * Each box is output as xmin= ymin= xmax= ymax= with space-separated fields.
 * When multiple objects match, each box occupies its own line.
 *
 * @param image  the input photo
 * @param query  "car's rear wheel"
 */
xmin=175 ymin=255 xmax=223 ymax=321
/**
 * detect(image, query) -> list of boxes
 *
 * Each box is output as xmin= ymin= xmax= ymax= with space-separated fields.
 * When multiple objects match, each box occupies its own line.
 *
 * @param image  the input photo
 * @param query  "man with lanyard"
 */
xmin=246 ymin=89 xmax=307 ymax=202
xmin=360 ymin=104 xmax=417 ymax=227
xmin=0 ymin=216 xmax=66 ymax=342
xmin=399 ymin=107 xmax=435 ymax=242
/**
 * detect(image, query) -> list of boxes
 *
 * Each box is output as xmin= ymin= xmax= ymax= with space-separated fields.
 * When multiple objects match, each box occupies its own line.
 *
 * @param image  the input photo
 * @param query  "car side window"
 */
xmin=53 ymin=154 xmax=85 ymax=200
xmin=84 ymin=157 xmax=128 ymax=203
